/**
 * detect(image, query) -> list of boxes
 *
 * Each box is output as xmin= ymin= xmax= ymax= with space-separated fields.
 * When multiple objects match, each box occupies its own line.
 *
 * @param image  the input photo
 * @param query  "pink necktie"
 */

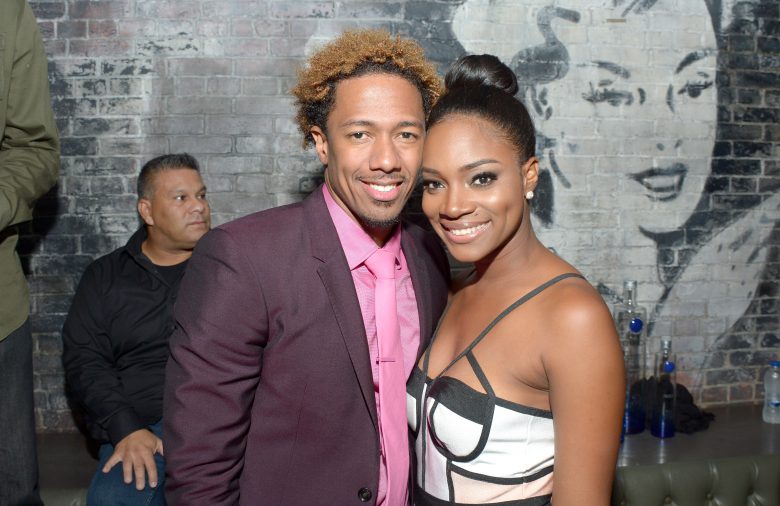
xmin=364 ymin=249 xmax=408 ymax=506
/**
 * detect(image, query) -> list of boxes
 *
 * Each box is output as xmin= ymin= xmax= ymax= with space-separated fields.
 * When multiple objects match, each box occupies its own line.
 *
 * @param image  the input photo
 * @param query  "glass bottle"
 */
xmin=651 ymin=338 xmax=676 ymax=438
xmin=613 ymin=280 xmax=647 ymax=435
xmin=763 ymin=360 xmax=780 ymax=424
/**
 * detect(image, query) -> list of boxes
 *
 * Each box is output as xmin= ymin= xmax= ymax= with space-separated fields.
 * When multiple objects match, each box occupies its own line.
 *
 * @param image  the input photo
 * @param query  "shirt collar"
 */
xmin=322 ymin=185 xmax=402 ymax=270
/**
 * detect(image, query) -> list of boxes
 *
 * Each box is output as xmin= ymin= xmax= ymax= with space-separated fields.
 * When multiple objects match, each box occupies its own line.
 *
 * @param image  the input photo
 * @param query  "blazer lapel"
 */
xmin=304 ymin=189 xmax=379 ymax=431
xmin=401 ymin=228 xmax=435 ymax=359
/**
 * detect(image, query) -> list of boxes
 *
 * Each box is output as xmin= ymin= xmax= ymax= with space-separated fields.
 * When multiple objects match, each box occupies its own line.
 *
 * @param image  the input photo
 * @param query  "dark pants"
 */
xmin=0 ymin=319 xmax=42 ymax=506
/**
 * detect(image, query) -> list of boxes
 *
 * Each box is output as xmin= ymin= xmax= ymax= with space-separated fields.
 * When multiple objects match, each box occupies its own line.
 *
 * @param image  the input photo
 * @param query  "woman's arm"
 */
xmin=545 ymin=283 xmax=625 ymax=505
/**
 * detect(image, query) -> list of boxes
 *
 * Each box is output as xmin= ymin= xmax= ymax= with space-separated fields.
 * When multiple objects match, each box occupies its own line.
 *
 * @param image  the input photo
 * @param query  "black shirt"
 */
xmin=62 ymin=227 xmax=189 ymax=445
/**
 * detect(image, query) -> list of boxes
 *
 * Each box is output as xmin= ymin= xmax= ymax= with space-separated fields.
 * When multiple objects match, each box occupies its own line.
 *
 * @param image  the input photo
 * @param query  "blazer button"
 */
xmin=358 ymin=487 xmax=373 ymax=502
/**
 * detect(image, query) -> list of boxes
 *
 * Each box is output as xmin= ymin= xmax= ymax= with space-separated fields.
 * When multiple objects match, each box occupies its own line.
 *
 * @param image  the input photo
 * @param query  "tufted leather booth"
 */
xmin=611 ymin=454 xmax=780 ymax=506
xmin=40 ymin=487 xmax=87 ymax=506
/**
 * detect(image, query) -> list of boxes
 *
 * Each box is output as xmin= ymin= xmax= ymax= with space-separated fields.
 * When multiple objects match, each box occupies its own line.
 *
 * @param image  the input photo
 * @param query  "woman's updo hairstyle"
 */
xmin=429 ymin=54 xmax=536 ymax=163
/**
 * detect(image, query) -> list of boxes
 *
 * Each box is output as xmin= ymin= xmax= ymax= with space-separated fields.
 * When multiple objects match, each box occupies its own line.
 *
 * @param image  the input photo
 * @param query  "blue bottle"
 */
xmin=651 ymin=338 xmax=676 ymax=438
xmin=614 ymin=281 xmax=647 ymax=435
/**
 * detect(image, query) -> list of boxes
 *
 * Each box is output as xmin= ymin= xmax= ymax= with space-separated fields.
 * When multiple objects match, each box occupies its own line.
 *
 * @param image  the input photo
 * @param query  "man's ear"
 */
xmin=522 ymin=156 xmax=540 ymax=193
xmin=310 ymin=126 xmax=329 ymax=166
xmin=138 ymin=198 xmax=154 ymax=226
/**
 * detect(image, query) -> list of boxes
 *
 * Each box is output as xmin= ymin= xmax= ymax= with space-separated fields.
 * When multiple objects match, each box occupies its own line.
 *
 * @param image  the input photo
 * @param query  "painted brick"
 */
xmin=30 ymin=2 xmax=66 ymax=19
xmin=233 ymin=57 xmax=299 ymax=77
xmin=234 ymin=96 xmax=294 ymax=115
xmin=269 ymin=37 xmax=308 ymax=57
xmin=89 ymin=19 xmax=117 ymax=37
xmin=718 ymin=124 xmax=762 ymax=140
xmin=168 ymin=58 xmax=232 ymax=76
xmin=205 ymin=155 xmax=274 ymax=175
xmin=196 ymin=20 xmax=230 ymax=37
xmin=702 ymin=386 xmax=728 ymax=403
xmin=99 ymin=97 xmax=147 ymax=115
xmin=101 ymin=58 xmax=158 ymax=75
xmin=70 ymin=1 xmax=131 ymax=19
xmin=241 ymin=77 xmax=279 ymax=95
xmin=762 ymin=333 xmax=780 ymax=347
xmin=109 ymin=78 xmax=144 ymax=96
xmin=706 ymin=367 xmax=757 ymax=385
xmin=57 ymin=20 xmax=87 ymax=39
xmin=69 ymin=39 xmax=132 ymax=57
xmin=738 ymin=88 xmax=762 ymax=104
xmin=736 ymin=71 xmax=780 ymax=88
xmin=173 ymin=77 xmax=206 ymax=95
xmin=99 ymin=136 xmax=168 ymax=156
xmin=169 ymin=136 xmax=233 ymax=154
xmin=254 ymin=19 xmax=289 ymax=37
xmin=202 ymin=1 xmax=268 ymax=18
xmin=143 ymin=117 xmax=205 ymax=135
xmin=137 ymin=37 xmax=201 ymax=57
xmin=337 ymin=2 xmax=402 ymax=19
xmin=733 ymin=141 xmax=773 ymax=157
xmin=136 ymin=1 xmax=202 ymax=19
xmin=98 ymin=215 xmax=137 ymax=235
xmin=269 ymin=2 xmax=334 ymax=19
xmin=712 ymin=158 xmax=762 ymax=175
xmin=166 ymin=97 xmax=233 ymax=114
xmin=729 ymin=34 xmax=756 ymax=52
xmin=758 ymin=36 xmax=780 ymax=53
xmin=729 ymin=384 xmax=755 ymax=401
xmin=117 ymin=20 xmax=157 ymax=37
xmin=207 ymin=77 xmax=242 ymax=95
xmin=207 ymin=38 xmax=269 ymax=57
xmin=729 ymin=52 xmax=760 ymax=69
xmin=60 ymin=137 xmax=98 ymax=156
xmin=207 ymin=116 xmax=274 ymax=135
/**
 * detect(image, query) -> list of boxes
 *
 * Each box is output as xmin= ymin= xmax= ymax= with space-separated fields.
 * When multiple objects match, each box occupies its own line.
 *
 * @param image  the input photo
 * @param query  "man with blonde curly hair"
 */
xmin=164 ymin=29 xmax=450 ymax=505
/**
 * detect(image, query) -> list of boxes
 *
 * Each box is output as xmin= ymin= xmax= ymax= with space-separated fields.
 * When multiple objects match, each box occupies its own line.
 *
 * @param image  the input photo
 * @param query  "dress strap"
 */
xmin=423 ymin=272 xmax=584 ymax=381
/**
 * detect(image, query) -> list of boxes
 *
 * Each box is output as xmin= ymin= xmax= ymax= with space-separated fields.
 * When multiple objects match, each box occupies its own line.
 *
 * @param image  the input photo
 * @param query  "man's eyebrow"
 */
xmin=337 ymin=119 xmax=424 ymax=129
xmin=594 ymin=60 xmax=630 ymax=79
xmin=675 ymin=49 xmax=715 ymax=74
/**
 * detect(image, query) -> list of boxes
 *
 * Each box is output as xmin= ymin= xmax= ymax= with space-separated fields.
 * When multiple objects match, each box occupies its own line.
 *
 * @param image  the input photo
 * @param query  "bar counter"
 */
xmin=618 ymin=402 xmax=780 ymax=467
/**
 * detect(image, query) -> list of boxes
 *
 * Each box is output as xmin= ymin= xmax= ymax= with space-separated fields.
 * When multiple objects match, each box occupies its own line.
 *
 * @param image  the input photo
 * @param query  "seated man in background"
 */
xmin=62 ymin=153 xmax=210 ymax=505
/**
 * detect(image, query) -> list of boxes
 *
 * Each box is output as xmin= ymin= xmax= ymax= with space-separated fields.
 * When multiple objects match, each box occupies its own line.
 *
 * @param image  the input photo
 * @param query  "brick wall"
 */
xmin=22 ymin=0 xmax=779 ymax=431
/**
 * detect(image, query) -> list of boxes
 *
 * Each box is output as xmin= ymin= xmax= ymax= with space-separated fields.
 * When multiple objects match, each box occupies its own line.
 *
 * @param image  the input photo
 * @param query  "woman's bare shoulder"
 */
xmin=543 ymin=274 xmax=618 ymax=346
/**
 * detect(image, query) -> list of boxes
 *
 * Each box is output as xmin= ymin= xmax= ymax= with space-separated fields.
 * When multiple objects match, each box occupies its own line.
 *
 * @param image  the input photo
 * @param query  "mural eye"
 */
xmin=678 ymin=80 xmax=713 ymax=98
xmin=582 ymin=82 xmax=633 ymax=106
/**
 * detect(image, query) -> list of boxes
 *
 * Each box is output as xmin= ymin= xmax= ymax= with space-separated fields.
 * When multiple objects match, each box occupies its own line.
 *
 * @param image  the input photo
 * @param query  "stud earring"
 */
xmin=525 ymin=190 xmax=534 ymax=200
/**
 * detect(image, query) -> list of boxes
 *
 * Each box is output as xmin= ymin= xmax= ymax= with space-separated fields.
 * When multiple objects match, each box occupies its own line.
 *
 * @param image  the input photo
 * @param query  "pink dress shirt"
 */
xmin=323 ymin=185 xmax=421 ymax=505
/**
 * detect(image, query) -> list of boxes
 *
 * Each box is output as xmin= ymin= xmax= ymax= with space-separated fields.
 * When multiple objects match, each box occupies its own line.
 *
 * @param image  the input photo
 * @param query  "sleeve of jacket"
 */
xmin=164 ymin=227 xmax=269 ymax=505
xmin=61 ymin=261 xmax=146 ymax=445
xmin=0 ymin=0 xmax=60 ymax=231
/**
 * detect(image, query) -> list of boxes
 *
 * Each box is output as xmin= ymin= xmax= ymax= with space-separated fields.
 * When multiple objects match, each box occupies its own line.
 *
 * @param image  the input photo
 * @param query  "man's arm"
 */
xmin=0 ymin=0 xmax=59 ymax=230
xmin=164 ymin=227 xmax=268 ymax=505
xmin=62 ymin=264 xmax=161 ymax=490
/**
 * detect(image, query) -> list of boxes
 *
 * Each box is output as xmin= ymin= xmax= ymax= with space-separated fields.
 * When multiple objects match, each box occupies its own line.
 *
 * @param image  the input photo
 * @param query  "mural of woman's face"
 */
xmin=453 ymin=0 xmax=718 ymax=236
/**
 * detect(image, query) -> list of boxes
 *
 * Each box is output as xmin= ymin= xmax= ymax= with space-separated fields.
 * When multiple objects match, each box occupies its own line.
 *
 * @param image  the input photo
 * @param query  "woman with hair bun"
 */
xmin=406 ymin=54 xmax=625 ymax=505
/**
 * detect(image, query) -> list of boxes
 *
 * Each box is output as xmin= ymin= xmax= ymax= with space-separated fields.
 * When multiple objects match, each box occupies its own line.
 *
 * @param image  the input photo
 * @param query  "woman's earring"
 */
xmin=525 ymin=190 xmax=534 ymax=200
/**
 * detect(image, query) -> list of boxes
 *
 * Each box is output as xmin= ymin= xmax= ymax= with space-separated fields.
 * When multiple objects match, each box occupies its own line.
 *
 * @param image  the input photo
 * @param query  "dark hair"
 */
xmin=429 ymin=54 xmax=536 ymax=162
xmin=137 ymin=153 xmax=201 ymax=199
xmin=291 ymin=29 xmax=442 ymax=149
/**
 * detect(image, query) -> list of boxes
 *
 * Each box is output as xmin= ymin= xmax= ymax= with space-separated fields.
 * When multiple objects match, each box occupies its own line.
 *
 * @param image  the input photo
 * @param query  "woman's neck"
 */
xmin=472 ymin=225 xmax=545 ymax=286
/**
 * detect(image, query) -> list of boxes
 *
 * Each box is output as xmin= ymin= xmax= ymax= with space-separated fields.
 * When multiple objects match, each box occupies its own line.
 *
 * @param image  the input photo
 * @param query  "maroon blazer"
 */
xmin=163 ymin=188 xmax=450 ymax=505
